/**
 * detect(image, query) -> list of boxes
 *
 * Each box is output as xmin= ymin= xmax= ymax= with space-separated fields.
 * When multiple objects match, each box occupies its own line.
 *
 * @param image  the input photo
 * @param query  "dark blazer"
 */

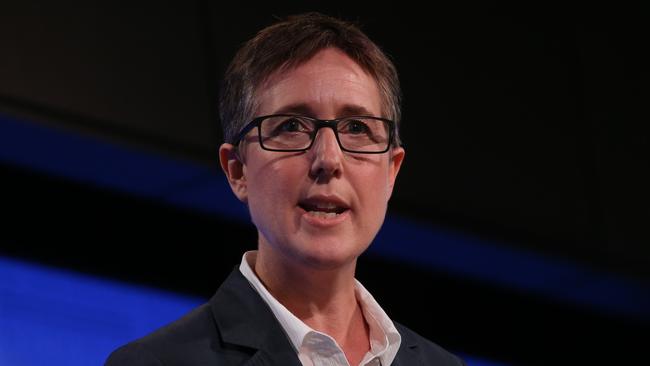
xmin=105 ymin=268 xmax=465 ymax=366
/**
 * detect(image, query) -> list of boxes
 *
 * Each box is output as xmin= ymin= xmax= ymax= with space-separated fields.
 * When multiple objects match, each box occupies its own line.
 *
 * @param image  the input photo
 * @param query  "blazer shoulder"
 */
xmin=104 ymin=269 xmax=297 ymax=365
xmin=104 ymin=303 xmax=222 ymax=365
xmin=394 ymin=322 xmax=466 ymax=366
xmin=105 ymin=341 xmax=163 ymax=366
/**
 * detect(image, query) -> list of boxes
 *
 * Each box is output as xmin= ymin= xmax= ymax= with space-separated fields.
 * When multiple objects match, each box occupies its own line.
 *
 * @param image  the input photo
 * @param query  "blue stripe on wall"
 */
xmin=1 ymin=112 xmax=649 ymax=323
xmin=0 ymin=113 xmax=248 ymax=220
xmin=0 ymin=256 xmax=203 ymax=366
xmin=372 ymin=216 xmax=650 ymax=320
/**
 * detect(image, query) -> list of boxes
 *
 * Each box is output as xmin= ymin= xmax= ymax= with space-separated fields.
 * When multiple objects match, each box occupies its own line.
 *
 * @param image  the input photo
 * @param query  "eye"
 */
xmin=277 ymin=118 xmax=307 ymax=133
xmin=344 ymin=119 xmax=370 ymax=134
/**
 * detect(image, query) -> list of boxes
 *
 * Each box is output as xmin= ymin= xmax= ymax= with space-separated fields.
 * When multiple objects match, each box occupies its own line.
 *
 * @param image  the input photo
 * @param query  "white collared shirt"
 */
xmin=239 ymin=251 xmax=402 ymax=366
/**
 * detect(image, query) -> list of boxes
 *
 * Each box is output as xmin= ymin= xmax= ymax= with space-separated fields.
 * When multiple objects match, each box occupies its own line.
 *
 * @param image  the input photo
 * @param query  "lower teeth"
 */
xmin=308 ymin=211 xmax=339 ymax=218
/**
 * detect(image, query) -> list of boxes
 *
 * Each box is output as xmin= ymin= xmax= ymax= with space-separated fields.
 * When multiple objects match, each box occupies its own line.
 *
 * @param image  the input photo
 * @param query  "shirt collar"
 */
xmin=240 ymin=251 xmax=312 ymax=352
xmin=239 ymin=251 xmax=401 ymax=365
xmin=354 ymin=279 xmax=402 ymax=365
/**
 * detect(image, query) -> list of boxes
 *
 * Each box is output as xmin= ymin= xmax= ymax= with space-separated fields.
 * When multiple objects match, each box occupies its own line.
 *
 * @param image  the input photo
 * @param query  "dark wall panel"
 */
xmin=0 ymin=1 xmax=218 ymax=161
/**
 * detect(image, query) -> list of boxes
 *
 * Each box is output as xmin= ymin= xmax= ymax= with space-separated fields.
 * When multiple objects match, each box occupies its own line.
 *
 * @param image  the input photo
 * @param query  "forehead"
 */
xmin=255 ymin=48 xmax=382 ymax=117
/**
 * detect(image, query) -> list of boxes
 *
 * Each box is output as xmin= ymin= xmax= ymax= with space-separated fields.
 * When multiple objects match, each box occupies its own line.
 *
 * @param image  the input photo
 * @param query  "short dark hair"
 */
xmin=219 ymin=12 xmax=402 ymax=146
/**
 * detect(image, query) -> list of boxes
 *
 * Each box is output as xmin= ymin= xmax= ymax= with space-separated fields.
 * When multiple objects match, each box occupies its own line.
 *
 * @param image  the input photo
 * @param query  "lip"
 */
xmin=298 ymin=205 xmax=350 ymax=228
xmin=297 ymin=194 xmax=351 ymax=228
xmin=299 ymin=194 xmax=350 ymax=210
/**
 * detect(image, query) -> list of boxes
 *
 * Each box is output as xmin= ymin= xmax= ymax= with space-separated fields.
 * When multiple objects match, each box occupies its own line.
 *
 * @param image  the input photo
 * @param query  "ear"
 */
xmin=219 ymin=143 xmax=248 ymax=204
xmin=386 ymin=146 xmax=405 ymax=199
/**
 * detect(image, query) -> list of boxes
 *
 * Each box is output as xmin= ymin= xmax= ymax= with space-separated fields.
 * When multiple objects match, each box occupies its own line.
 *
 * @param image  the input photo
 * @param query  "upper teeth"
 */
xmin=314 ymin=202 xmax=338 ymax=210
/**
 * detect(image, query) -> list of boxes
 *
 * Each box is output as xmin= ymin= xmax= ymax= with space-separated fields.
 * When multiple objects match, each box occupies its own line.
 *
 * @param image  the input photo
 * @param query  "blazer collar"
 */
xmin=209 ymin=268 xmax=301 ymax=366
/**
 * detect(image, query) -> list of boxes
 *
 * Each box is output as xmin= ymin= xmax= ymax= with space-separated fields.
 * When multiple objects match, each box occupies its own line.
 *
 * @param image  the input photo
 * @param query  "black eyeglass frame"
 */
xmin=232 ymin=114 xmax=398 ymax=154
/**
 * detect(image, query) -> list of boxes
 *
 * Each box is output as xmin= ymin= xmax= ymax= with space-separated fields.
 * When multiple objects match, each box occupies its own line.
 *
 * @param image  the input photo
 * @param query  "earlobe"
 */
xmin=219 ymin=143 xmax=248 ymax=203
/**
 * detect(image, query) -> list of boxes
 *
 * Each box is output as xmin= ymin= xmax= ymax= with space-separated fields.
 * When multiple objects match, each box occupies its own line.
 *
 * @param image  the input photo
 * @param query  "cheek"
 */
xmin=247 ymin=159 xmax=304 ymax=206
xmin=355 ymin=166 xmax=392 ymax=207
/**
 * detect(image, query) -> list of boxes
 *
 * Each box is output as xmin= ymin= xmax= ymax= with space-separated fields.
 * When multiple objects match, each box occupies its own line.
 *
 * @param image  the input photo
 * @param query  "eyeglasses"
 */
xmin=232 ymin=114 xmax=396 ymax=154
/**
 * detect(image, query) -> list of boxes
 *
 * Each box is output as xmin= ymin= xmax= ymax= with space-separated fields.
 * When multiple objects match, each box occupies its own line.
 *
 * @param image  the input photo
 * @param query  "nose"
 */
xmin=309 ymin=127 xmax=343 ymax=181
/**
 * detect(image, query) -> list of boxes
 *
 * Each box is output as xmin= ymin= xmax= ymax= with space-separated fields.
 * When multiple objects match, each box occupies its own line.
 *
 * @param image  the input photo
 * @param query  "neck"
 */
xmin=253 ymin=247 xmax=358 ymax=327
xmin=251 ymin=248 xmax=370 ymax=363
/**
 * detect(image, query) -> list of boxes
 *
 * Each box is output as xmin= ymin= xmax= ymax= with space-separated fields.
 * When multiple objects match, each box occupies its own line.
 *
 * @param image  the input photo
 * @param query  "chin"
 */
xmin=292 ymin=238 xmax=366 ymax=271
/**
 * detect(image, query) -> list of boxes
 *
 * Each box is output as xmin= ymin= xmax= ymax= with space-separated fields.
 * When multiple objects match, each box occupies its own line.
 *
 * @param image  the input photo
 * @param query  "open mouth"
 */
xmin=298 ymin=200 xmax=349 ymax=218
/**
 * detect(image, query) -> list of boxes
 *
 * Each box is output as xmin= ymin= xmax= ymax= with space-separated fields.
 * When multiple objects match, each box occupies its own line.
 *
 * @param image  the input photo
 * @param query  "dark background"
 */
xmin=1 ymin=2 xmax=648 ymax=365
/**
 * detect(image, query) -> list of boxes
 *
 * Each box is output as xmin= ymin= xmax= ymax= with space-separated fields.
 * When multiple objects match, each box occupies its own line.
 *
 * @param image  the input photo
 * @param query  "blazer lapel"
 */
xmin=391 ymin=346 xmax=420 ymax=366
xmin=390 ymin=329 xmax=421 ymax=366
xmin=210 ymin=268 xmax=302 ymax=366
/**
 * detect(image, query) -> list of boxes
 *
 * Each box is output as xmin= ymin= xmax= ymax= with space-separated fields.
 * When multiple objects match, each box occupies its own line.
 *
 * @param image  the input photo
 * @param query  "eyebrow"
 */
xmin=273 ymin=103 xmax=376 ymax=117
